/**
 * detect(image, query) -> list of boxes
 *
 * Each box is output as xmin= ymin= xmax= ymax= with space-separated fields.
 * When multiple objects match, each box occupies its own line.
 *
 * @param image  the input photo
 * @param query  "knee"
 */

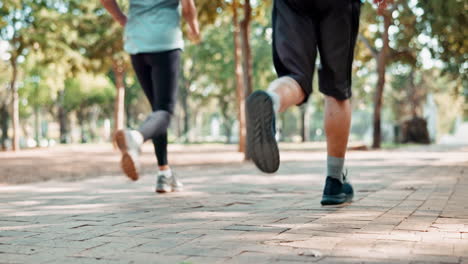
xmin=148 ymin=110 xmax=172 ymax=127
xmin=268 ymin=76 xmax=306 ymax=106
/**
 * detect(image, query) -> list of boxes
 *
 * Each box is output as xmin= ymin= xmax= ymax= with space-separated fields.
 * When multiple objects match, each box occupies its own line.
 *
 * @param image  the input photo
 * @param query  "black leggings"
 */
xmin=130 ymin=49 xmax=180 ymax=166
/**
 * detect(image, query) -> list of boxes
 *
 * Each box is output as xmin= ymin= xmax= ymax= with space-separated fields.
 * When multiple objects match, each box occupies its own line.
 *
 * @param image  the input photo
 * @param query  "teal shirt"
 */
xmin=124 ymin=0 xmax=184 ymax=54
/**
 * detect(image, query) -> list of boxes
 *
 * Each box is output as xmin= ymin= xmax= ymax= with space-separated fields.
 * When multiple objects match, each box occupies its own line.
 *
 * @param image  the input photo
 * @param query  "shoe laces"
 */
xmin=342 ymin=169 xmax=350 ymax=183
xmin=157 ymin=175 xmax=170 ymax=185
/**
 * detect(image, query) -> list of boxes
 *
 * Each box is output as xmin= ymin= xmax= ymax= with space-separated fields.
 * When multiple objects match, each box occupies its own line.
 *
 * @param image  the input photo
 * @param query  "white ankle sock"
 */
xmin=159 ymin=168 xmax=172 ymax=178
xmin=266 ymin=91 xmax=281 ymax=113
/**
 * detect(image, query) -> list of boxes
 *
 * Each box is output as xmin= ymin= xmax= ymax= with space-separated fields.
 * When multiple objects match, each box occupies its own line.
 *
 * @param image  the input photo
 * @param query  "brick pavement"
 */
xmin=0 ymin=144 xmax=467 ymax=264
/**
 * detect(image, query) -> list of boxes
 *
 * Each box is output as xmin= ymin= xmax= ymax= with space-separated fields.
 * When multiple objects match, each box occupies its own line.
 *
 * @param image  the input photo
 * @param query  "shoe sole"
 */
xmin=321 ymin=193 xmax=354 ymax=206
xmin=114 ymin=130 xmax=139 ymax=181
xmin=156 ymin=186 xmax=183 ymax=193
xmin=246 ymin=91 xmax=280 ymax=173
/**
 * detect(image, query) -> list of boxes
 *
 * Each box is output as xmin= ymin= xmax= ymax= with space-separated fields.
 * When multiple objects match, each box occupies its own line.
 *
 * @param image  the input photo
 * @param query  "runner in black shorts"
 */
xmin=246 ymin=0 xmax=361 ymax=205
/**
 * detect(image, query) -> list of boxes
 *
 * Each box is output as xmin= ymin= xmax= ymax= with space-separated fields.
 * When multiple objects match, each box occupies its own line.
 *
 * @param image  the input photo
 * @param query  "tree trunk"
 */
xmin=300 ymin=103 xmax=310 ymax=142
xmin=58 ymin=107 xmax=68 ymax=144
xmin=57 ymin=90 xmax=69 ymax=144
xmin=10 ymin=60 xmax=20 ymax=151
xmin=0 ymin=103 xmax=9 ymax=151
xmin=240 ymin=0 xmax=253 ymax=159
xmin=112 ymin=60 xmax=126 ymax=134
xmin=219 ymin=95 xmax=233 ymax=144
xmin=32 ymin=81 xmax=41 ymax=146
xmin=76 ymin=110 xmax=86 ymax=143
xmin=233 ymin=0 xmax=247 ymax=157
xmin=224 ymin=121 xmax=233 ymax=144
xmin=195 ymin=110 xmax=203 ymax=142
xmin=182 ymin=95 xmax=190 ymax=141
xmin=34 ymin=106 xmax=40 ymax=146
xmin=407 ymin=70 xmax=418 ymax=118
xmin=464 ymin=94 xmax=468 ymax=121
xmin=240 ymin=0 xmax=253 ymax=97
xmin=372 ymin=13 xmax=392 ymax=149
xmin=180 ymin=77 xmax=190 ymax=142
xmin=89 ymin=106 xmax=100 ymax=141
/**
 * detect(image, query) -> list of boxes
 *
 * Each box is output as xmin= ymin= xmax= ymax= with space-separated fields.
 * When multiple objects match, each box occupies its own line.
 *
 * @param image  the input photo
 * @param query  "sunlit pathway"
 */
xmin=1 ymin=144 xmax=467 ymax=264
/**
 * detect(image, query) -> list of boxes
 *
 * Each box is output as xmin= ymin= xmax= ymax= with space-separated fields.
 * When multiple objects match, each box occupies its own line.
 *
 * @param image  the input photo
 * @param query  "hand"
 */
xmin=188 ymin=29 xmax=201 ymax=44
xmin=187 ymin=22 xmax=201 ymax=44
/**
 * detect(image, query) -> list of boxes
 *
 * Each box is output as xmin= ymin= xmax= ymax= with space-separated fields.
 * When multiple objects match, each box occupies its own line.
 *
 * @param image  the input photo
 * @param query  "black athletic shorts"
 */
xmin=272 ymin=0 xmax=361 ymax=102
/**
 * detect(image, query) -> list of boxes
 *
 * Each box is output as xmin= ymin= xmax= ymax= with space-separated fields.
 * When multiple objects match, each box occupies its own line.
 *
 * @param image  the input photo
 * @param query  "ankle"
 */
xmin=266 ymin=90 xmax=281 ymax=113
xmin=327 ymin=156 xmax=345 ymax=183
xmin=158 ymin=167 xmax=172 ymax=177
xmin=159 ymin=165 xmax=170 ymax=171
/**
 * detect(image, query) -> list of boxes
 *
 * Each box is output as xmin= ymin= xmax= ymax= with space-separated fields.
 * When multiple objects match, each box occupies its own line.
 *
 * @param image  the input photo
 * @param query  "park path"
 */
xmin=0 ymin=143 xmax=467 ymax=263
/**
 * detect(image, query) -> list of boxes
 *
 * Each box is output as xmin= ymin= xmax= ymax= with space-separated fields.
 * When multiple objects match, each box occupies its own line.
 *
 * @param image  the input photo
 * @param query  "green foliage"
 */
xmin=63 ymin=74 xmax=114 ymax=113
xmin=0 ymin=61 xmax=10 ymax=103
xmin=181 ymin=6 xmax=277 ymax=141
xmin=1 ymin=0 xmax=466 ymax=145
xmin=416 ymin=1 xmax=467 ymax=77
xmin=251 ymin=22 xmax=275 ymax=91
xmin=181 ymin=11 xmax=238 ymax=139
xmin=65 ymin=0 xmax=128 ymax=74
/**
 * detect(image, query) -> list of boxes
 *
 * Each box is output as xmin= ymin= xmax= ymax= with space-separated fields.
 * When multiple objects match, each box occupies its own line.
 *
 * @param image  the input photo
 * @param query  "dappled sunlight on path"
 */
xmin=0 ymin=144 xmax=467 ymax=263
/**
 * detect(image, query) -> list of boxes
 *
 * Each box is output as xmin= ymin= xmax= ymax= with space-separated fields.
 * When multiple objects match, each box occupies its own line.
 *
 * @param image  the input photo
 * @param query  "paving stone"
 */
xmin=0 ymin=230 xmax=40 ymax=238
xmin=183 ymin=256 xmax=228 ymax=264
xmin=222 ymin=251 xmax=273 ymax=264
xmin=454 ymin=242 xmax=468 ymax=257
xmin=222 ymin=224 xmax=288 ymax=233
xmin=71 ymin=242 xmax=140 ymax=259
xmin=43 ymin=257 xmax=131 ymax=264
xmin=412 ymin=242 xmax=454 ymax=256
xmin=0 ymin=244 xmax=44 ymax=255
xmin=358 ymin=224 xmax=395 ymax=234
xmin=316 ymin=257 xmax=373 ymax=263
xmin=409 ymin=254 xmax=460 ymax=263
xmin=0 ymin=144 xmax=467 ymax=263
xmin=273 ymin=236 xmax=344 ymax=250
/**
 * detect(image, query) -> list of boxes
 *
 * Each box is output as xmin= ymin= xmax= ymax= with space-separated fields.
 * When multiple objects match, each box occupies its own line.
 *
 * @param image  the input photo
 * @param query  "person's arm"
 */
xmin=181 ymin=0 xmax=200 ymax=43
xmin=100 ymin=0 xmax=127 ymax=27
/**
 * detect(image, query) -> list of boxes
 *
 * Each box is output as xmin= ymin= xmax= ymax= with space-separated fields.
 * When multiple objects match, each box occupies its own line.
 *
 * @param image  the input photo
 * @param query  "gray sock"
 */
xmin=266 ymin=90 xmax=281 ymax=113
xmin=327 ymin=156 xmax=345 ymax=183
xmin=139 ymin=110 xmax=171 ymax=141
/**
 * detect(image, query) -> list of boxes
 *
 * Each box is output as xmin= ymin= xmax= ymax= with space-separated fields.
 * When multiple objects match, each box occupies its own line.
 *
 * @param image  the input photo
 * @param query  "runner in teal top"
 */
xmin=101 ymin=0 xmax=200 ymax=192
xmin=124 ymin=0 xmax=184 ymax=54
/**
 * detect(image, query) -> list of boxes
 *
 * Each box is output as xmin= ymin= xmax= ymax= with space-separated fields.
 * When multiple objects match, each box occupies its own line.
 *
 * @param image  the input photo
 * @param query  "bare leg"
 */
xmin=320 ymin=96 xmax=353 ymax=205
xmin=324 ymin=96 xmax=351 ymax=158
xmin=267 ymin=77 xmax=305 ymax=113
xmin=268 ymin=78 xmax=351 ymax=156
xmin=159 ymin=165 xmax=170 ymax=171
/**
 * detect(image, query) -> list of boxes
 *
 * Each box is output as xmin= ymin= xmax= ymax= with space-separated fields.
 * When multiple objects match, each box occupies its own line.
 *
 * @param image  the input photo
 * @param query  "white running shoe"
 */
xmin=156 ymin=171 xmax=183 ymax=193
xmin=114 ymin=129 xmax=143 ymax=181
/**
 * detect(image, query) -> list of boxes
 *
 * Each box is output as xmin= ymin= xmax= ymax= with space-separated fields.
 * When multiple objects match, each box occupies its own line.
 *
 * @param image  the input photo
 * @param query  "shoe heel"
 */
xmin=114 ymin=130 xmax=127 ymax=153
xmin=121 ymin=153 xmax=139 ymax=181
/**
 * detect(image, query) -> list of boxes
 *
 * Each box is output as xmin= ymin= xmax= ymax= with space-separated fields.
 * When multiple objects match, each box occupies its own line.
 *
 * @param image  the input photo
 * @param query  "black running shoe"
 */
xmin=246 ymin=90 xmax=280 ymax=173
xmin=321 ymin=173 xmax=354 ymax=205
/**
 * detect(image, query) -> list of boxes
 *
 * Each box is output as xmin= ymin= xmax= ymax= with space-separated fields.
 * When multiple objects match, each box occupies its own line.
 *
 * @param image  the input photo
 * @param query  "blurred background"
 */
xmin=0 ymin=0 xmax=466 ymax=156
